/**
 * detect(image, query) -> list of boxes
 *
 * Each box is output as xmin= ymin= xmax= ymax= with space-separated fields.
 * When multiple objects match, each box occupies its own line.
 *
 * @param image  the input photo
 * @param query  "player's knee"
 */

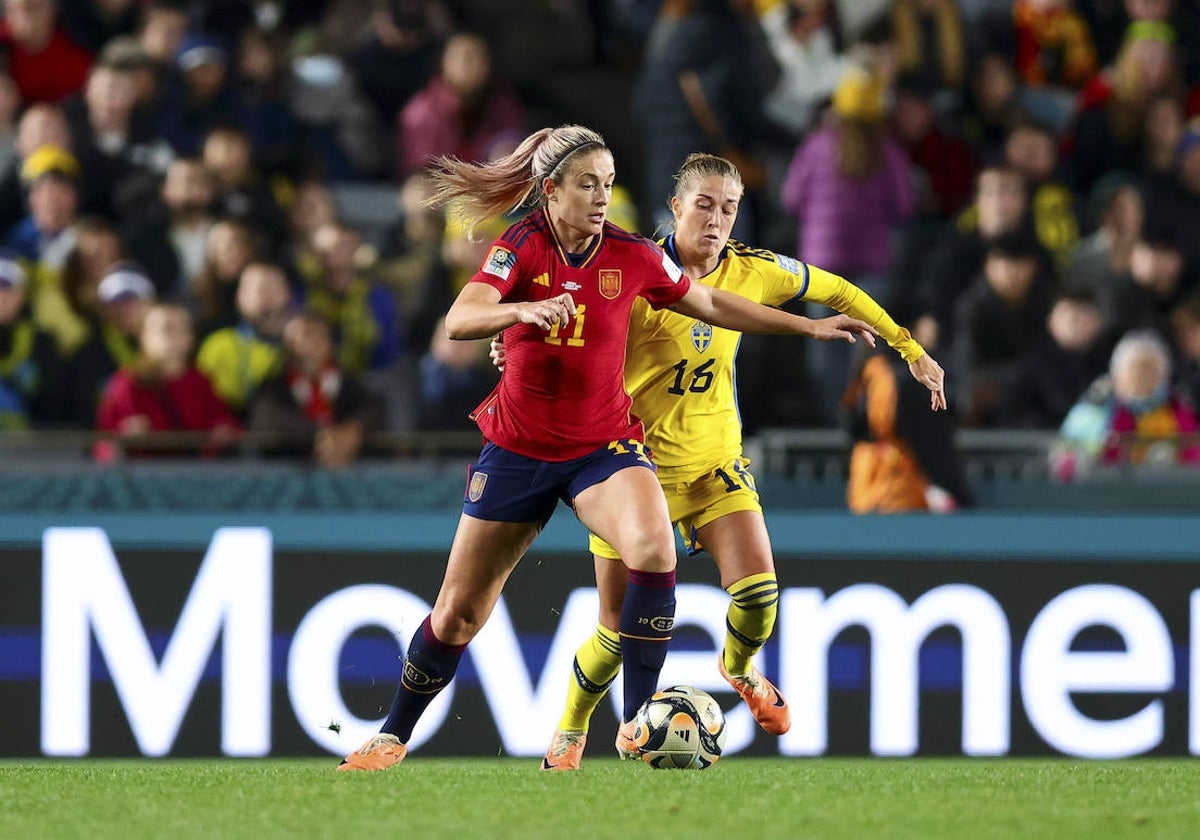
xmin=431 ymin=602 xmax=485 ymax=645
xmin=619 ymin=528 xmax=676 ymax=573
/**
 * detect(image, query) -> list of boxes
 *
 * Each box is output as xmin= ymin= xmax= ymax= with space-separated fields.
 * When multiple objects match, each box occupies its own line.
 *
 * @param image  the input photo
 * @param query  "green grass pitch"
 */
xmin=3 ymin=757 xmax=1199 ymax=839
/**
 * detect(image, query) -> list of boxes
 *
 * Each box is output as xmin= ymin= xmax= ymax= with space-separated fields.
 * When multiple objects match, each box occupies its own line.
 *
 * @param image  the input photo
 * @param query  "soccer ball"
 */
xmin=632 ymin=685 xmax=727 ymax=769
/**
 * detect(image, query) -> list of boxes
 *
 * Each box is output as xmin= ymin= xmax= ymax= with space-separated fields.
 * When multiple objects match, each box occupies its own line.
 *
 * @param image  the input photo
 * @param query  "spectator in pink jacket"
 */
xmin=781 ymin=65 xmax=915 ymax=421
xmin=395 ymin=32 xmax=525 ymax=178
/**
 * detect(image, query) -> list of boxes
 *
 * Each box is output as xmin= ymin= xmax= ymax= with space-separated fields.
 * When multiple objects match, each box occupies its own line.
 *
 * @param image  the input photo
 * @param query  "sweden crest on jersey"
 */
xmin=691 ymin=320 xmax=712 ymax=352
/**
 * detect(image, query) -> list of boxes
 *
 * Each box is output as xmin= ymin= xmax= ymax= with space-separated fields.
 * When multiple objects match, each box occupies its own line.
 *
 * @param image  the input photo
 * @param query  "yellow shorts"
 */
xmin=589 ymin=456 xmax=762 ymax=559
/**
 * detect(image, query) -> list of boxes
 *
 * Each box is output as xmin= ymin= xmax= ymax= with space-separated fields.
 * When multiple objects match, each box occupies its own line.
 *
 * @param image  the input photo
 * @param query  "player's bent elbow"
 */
xmin=443 ymin=311 xmax=475 ymax=341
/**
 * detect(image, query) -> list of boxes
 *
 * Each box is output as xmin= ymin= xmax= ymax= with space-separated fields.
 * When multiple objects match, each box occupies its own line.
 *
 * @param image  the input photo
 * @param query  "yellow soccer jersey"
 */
xmin=626 ymin=238 xmax=925 ymax=473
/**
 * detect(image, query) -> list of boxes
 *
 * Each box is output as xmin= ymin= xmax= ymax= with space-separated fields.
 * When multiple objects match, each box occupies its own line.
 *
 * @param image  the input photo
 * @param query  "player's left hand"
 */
xmin=808 ymin=314 xmax=877 ymax=346
xmin=909 ymin=354 xmax=947 ymax=412
xmin=489 ymin=336 xmax=506 ymax=372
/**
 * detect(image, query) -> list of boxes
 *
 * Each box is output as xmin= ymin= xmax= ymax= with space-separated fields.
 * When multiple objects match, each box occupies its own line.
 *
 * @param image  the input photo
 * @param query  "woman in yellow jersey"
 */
xmin=522 ymin=153 xmax=946 ymax=770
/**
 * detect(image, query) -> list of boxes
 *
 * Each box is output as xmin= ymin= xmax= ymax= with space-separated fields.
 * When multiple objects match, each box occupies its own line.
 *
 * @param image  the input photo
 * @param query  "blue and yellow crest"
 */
xmin=690 ymin=320 xmax=712 ymax=352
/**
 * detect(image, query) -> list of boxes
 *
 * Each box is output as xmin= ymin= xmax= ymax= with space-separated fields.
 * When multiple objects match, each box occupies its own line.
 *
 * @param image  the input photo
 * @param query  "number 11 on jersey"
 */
xmin=544 ymin=304 xmax=587 ymax=347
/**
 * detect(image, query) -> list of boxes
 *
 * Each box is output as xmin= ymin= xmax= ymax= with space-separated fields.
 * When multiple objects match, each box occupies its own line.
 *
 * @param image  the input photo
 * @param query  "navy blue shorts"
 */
xmin=462 ymin=439 xmax=656 ymax=525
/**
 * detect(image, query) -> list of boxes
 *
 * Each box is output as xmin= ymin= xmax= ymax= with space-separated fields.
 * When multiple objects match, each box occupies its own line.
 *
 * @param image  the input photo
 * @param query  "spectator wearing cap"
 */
xmin=0 ymin=250 xmax=75 ymax=428
xmin=4 ymin=144 xmax=94 ymax=354
xmin=6 ymin=144 xmax=80 ymax=264
xmin=153 ymin=31 xmax=252 ymax=156
xmin=0 ymin=0 xmax=93 ymax=105
xmin=0 ymin=104 xmax=72 ymax=240
xmin=951 ymin=229 xmax=1057 ymax=427
xmin=782 ymin=63 xmax=915 ymax=422
xmin=94 ymin=302 xmax=239 ymax=462
xmin=1071 ymin=20 xmax=1185 ymax=195
xmin=69 ymin=259 xmax=155 ymax=425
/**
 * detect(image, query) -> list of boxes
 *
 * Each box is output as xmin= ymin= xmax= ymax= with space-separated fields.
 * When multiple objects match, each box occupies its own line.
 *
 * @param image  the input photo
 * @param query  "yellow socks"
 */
xmin=721 ymin=572 xmax=779 ymax=676
xmin=558 ymin=624 xmax=622 ymax=732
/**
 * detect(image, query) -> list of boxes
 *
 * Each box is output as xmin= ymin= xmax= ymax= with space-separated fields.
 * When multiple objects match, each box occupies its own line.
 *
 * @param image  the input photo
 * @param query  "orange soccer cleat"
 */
xmin=540 ymin=729 xmax=587 ymax=771
xmin=615 ymin=718 xmax=641 ymax=760
xmin=719 ymin=658 xmax=792 ymax=735
xmin=337 ymin=733 xmax=407 ymax=772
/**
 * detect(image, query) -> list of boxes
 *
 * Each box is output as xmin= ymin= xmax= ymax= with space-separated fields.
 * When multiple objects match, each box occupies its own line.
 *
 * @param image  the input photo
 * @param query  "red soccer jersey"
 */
xmin=468 ymin=209 xmax=691 ymax=461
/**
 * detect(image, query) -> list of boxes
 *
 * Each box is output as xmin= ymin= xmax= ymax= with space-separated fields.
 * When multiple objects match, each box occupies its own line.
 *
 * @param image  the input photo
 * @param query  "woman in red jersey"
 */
xmin=338 ymin=124 xmax=880 ymax=772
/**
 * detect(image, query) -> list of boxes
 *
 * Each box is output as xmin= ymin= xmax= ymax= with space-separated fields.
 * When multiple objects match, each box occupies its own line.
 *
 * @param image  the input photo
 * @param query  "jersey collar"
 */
xmin=662 ymin=234 xmax=728 ymax=278
xmin=544 ymin=209 xmax=605 ymax=268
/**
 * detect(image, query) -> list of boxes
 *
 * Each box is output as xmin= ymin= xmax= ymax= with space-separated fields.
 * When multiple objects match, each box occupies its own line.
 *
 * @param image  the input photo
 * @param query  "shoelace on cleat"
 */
xmin=549 ymin=731 xmax=584 ymax=756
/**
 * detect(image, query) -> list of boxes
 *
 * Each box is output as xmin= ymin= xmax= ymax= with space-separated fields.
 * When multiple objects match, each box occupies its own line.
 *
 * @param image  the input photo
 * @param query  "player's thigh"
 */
xmin=696 ymin=509 xmax=775 ymax=590
xmin=574 ymin=465 xmax=675 ymax=571
xmin=432 ymin=513 xmax=542 ymax=642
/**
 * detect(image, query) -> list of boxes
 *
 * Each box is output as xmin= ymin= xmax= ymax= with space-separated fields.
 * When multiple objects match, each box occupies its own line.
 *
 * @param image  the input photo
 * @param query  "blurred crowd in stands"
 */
xmin=2 ymin=0 xmax=1200 ymax=474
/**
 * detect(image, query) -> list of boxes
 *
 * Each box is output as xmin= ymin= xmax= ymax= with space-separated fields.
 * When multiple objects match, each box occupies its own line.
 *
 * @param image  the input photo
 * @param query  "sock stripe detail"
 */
xmin=595 ymin=628 xmax=622 ymax=656
xmin=729 ymin=578 xmax=779 ymax=610
xmin=618 ymin=631 xmax=673 ymax=643
xmin=573 ymin=657 xmax=618 ymax=694
xmin=627 ymin=568 xmax=677 ymax=588
xmin=726 ymin=616 xmax=767 ymax=649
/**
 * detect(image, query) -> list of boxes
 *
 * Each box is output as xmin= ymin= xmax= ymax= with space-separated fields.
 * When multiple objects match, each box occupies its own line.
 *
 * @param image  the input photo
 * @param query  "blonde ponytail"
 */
xmin=425 ymin=125 xmax=609 ymax=232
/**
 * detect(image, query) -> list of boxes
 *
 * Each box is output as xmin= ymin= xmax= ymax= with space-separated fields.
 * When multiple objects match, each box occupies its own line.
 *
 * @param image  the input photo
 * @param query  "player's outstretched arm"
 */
xmin=909 ymin=353 xmax=947 ymax=412
xmin=670 ymin=283 xmax=877 ymax=345
xmin=445 ymin=283 xmax=576 ymax=340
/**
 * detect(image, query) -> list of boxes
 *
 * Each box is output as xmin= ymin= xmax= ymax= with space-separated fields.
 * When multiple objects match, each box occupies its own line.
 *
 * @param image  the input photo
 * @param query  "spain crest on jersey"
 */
xmin=598 ymin=269 xmax=622 ymax=300
xmin=467 ymin=470 xmax=488 ymax=502
xmin=691 ymin=320 xmax=712 ymax=352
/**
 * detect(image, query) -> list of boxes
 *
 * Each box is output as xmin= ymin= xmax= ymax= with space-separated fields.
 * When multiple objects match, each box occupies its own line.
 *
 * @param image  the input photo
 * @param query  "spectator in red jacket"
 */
xmin=94 ymin=302 xmax=239 ymax=461
xmin=0 ymin=0 xmax=92 ymax=104
xmin=395 ymin=31 xmax=525 ymax=178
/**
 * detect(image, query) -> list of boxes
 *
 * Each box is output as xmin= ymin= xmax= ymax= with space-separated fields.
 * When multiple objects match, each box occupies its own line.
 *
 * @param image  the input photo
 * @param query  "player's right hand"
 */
xmin=516 ymin=293 xmax=575 ymax=330
xmin=909 ymin=353 xmax=947 ymax=412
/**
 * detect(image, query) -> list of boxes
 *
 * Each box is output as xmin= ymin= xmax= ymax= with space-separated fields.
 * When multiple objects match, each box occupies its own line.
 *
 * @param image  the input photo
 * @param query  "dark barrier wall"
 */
xmin=3 ymin=512 xmax=1200 ymax=759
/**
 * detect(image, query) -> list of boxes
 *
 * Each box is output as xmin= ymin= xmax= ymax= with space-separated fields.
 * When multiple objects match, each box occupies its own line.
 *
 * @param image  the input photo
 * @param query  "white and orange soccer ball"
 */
xmin=631 ymin=685 xmax=727 ymax=769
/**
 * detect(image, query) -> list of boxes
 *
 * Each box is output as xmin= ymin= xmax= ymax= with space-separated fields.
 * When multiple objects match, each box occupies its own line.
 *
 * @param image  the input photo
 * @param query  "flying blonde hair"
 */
xmin=424 ymin=125 xmax=609 ymax=232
